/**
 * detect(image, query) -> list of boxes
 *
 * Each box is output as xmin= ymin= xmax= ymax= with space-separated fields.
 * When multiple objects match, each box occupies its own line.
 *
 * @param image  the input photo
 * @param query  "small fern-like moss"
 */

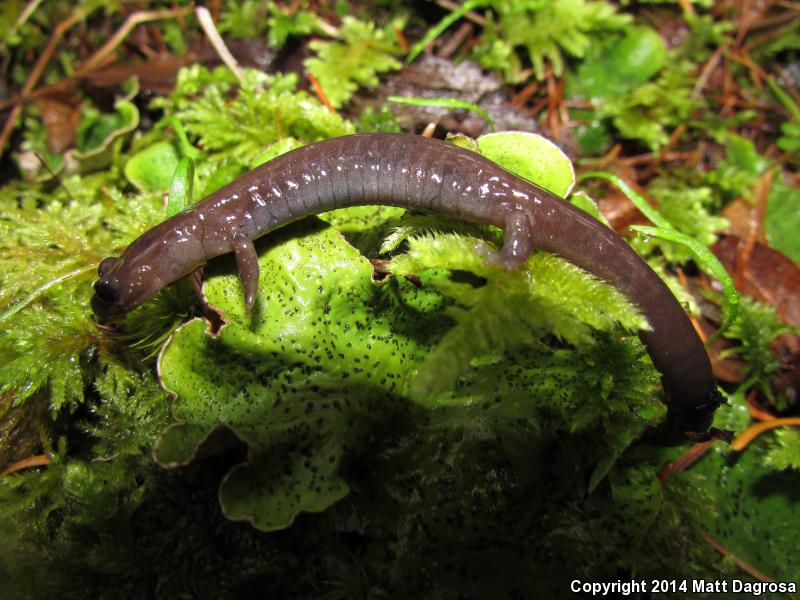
xmin=389 ymin=232 xmax=649 ymax=400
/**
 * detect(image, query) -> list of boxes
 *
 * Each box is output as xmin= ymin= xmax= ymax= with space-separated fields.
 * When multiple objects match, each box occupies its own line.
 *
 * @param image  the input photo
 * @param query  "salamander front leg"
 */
xmin=233 ymin=236 xmax=260 ymax=311
xmin=481 ymin=209 xmax=534 ymax=270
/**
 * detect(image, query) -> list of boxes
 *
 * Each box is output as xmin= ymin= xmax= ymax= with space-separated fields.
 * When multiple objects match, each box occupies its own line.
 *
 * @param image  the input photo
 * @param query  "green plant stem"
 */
xmin=167 ymin=157 xmax=196 ymax=216
xmin=579 ymin=171 xmax=671 ymax=228
xmin=0 ymin=266 xmax=95 ymax=323
xmin=157 ymin=116 xmax=201 ymax=159
xmin=387 ymin=95 xmax=496 ymax=130
xmin=579 ymin=171 xmax=739 ymax=340
xmin=630 ymin=225 xmax=739 ymax=340
xmin=766 ymin=76 xmax=800 ymax=121
xmin=406 ymin=0 xmax=489 ymax=63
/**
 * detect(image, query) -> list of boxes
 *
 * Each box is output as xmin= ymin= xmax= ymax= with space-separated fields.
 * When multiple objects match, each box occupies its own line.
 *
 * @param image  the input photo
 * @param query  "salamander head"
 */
xmin=92 ymin=241 xmax=168 ymax=319
xmin=91 ymin=218 xmax=204 ymax=319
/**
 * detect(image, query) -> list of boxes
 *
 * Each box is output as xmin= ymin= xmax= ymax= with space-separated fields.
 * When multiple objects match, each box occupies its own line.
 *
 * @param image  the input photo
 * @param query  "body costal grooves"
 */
xmin=96 ymin=133 xmax=718 ymax=435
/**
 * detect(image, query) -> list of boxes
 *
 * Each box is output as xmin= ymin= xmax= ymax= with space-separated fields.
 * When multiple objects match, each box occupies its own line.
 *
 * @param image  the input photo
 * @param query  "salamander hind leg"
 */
xmin=233 ymin=235 xmax=260 ymax=311
xmin=480 ymin=209 xmax=534 ymax=270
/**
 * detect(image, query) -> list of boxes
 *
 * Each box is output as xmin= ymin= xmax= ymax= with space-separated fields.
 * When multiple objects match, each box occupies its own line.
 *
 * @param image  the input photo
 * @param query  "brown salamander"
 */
xmin=92 ymin=133 xmax=721 ymax=438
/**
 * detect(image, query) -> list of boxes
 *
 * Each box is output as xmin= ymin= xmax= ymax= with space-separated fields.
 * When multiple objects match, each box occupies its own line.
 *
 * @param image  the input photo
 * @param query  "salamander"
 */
xmin=91 ymin=133 xmax=720 ymax=438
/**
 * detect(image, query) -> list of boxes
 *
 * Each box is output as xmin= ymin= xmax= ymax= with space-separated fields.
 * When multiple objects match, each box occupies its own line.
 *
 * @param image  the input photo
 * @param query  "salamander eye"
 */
xmin=93 ymin=279 xmax=120 ymax=304
xmin=98 ymin=257 xmax=118 ymax=277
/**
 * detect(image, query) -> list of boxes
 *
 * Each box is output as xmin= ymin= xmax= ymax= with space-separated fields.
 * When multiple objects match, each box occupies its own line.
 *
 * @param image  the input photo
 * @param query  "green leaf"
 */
xmin=388 ymin=234 xmax=650 ymax=402
xmin=76 ymin=102 xmax=138 ymax=154
xmin=353 ymin=105 xmax=402 ymax=133
xmin=218 ymin=0 xmax=269 ymax=39
xmin=710 ymin=386 xmax=751 ymax=433
xmin=608 ymin=463 xmax=662 ymax=548
xmin=764 ymin=428 xmax=800 ymax=472
xmin=569 ymin=108 xmax=614 ymax=155
xmin=157 ymin=67 xmax=354 ymax=164
xmin=646 ymin=178 xmax=729 ymax=263
xmin=568 ymin=26 xmax=666 ymax=100
xmin=606 ymin=26 xmax=665 ymax=81
xmin=722 ymin=133 xmax=770 ymax=175
xmin=569 ymin=190 xmax=611 ymax=227
xmin=379 ymin=212 xmax=489 ymax=255
xmin=166 ymin=157 xmax=195 ymax=216
xmin=477 ymin=131 xmax=575 ymax=196
xmin=305 ymin=17 xmax=405 ymax=108
xmin=0 ymin=302 xmax=92 ymax=411
xmin=764 ymin=178 xmax=800 ymax=265
xmin=320 ymin=205 xmax=407 ymax=256
xmin=0 ymin=1 xmax=27 ymax=48
xmin=472 ymin=0 xmax=631 ymax=81
xmin=388 ymin=96 xmax=496 ymax=131
xmin=579 ymin=170 xmax=739 ymax=337
xmin=631 ymin=225 xmax=739 ymax=339
xmin=249 ymin=137 xmax=303 ymax=168
xmin=604 ymin=65 xmax=697 ymax=150
xmin=721 ymin=297 xmax=791 ymax=406
xmin=707 ymin=133 xmax=770 ymax=199
xmin=153 ymin=219 xmax=442 ymax=531
xmin=777 ymin=121 xmax=800 ymax=157
xmin=588 ymin=407 xmax=659 ymax=492
xmin=266 ymin=4 xmax=320 ymax=48
xmin=407 ymin=0 xmax=490 ymax=63
xmin=690 ymin=434 xmax=800 ymax=584
xmin=63 ymin=99 xmax=141 ymax=174
xmin=124 ymin=142 xmax=180 ymax=193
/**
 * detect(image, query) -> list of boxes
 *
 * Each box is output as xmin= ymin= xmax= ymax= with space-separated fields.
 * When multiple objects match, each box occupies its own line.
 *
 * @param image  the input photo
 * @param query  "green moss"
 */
xmin=305 ymin=16 xmax=406 ymax=108
xmin=0 ymin=3 xmax=794 ymax=595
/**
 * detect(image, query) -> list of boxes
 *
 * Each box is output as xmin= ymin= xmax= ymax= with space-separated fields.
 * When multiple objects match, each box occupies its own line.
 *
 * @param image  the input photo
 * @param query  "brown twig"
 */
xmin=676 ymin=0 xmax=696 ymax=16
xmin=731 ymin=417 xmax=800 ymax=451
xmin=434 ymin=0 xmax=487 ymax=26
xmin=734 ymin=168 xmax=774 ymax=290
xmin=510 ymin=82 xmax=539 ymax=108
xmin=598 ymin=144 xmax=622 ymax=169
xmin=675 ymin=266 xmax=708 ymax=343
xmin=12 ymin=0 xmax=44 ymax=33
xmin=0 ymin=9 xmax=92 ymax=159
xmin=307 ymin=72 xmax=336 ymax=113
xmin=641 ymin=124 xmax=691 ymax=179
xmin=741 ymin=5 xmax=800 ymax=31
xmin=659 ymin=124 xmax=687 ymax=162
xmin=526 ymin=96 xmax=549 ymax=120
xmin=658 ymin=440 xmax=714 ymax=484
xmin=0 ymin=454 xmax=51 ymax=478
xmin=0 ymin=6 xmax=193 ymax=160
xmin=617 ymin=151 xmax=697 ymax=167
xmin=733 ymin=0 xmax=760 ymax=50
xmin=720 ymin=53 xmax=737 ymax=118
xmin=729 ymin=50 xmax=768 ymax=90
xmin=563 ymin=99 xmax=596 ymax=109
xmin=774 ymin=64 xmax=800 ymax=107
xmin=546 ymin=70 xmax=565 ymax=139
xmin=82 ymin=6 xmax=193 ymax=73
xmin=693 ymin=43 xmax=727 ymax=97
xmin=703 ymin=531 xmax=776 ymax=584
xmin=395 ymin=26 xmax=410 ymax=53
xmin=195 ymin=6 xmax=244 ymax=84
xmin=746 ymin=388 xmax=776 ymax=422
xmin=746 ymin=13 xmax=800 ymax=50
xmin=436 ymin=22 xmax=473 ymax=58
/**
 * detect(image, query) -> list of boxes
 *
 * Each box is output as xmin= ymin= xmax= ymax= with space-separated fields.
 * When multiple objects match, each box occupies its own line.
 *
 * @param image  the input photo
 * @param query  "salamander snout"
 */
xmin=93 ymin=278 xmax=120 ymax=304
xmin=91 ymin=277 xmax=122 ymax=319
